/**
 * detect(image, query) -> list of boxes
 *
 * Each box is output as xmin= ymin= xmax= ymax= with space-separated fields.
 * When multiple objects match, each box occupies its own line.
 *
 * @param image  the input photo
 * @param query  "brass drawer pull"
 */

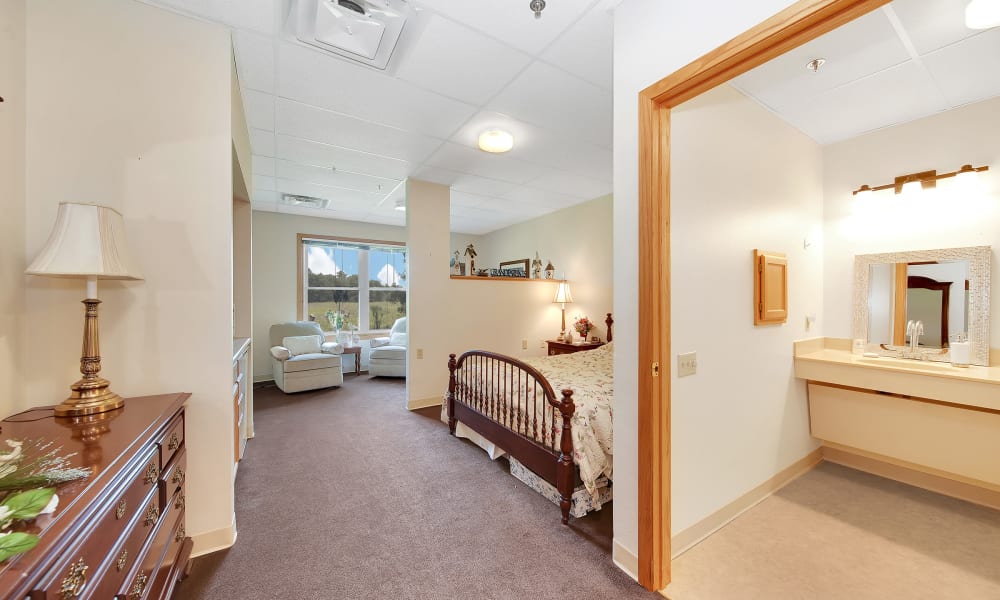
xmin=115 ymin=498 xmax=127 ymax=520
xmin=129 ymin=572 xmax=148 ymax=600
xmin=116 ymin=549 xmax=128 ymax=572
xmin=171 ymin=467 xmax=185 ymax=486
xmin=167 ymin=432 xmax=180 ymax=451
xmin=143 ymin=461 xmax=159 ymax=485
xmin=143 ymin=503 xmax=160 ymax=527
xmin=174 ymin=494 xmax=185 ymax=510
xmin=59 ymin=557 xmax=88 ymax=599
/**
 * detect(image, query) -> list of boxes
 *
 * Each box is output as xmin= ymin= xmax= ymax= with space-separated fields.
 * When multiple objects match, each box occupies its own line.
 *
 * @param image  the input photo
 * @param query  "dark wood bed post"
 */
xmin=556 ymin=388 xmax=576 ymax=525
xmin=447 ymin=353 xmax=457 ymax=435
xmin=606 ymin=313 xmax=614 ymax=342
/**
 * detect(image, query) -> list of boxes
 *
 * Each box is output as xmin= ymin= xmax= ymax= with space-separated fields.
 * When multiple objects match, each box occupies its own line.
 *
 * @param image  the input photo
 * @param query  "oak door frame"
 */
xmin=636 ymin=0 xmax=891 ymax=590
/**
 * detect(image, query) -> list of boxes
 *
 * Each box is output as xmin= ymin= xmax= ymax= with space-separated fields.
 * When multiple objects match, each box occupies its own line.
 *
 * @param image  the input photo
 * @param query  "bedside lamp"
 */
xmin=553 ymin=282 xmax=574 ymax=341
xmin=26 ymin=203 xmax=143 ymax=417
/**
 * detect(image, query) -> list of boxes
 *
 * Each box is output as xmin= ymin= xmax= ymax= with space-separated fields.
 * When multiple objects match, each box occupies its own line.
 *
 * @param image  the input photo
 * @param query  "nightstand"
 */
xmin=546 ymin=339 xmax=605 ymax=356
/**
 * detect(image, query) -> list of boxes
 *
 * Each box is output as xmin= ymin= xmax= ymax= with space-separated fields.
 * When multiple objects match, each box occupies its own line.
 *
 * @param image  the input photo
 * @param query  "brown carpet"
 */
xmin=174 ymin=375 xmax=653 ymax=600
xmin=666 ymin=462 xmax=1000 ymax=600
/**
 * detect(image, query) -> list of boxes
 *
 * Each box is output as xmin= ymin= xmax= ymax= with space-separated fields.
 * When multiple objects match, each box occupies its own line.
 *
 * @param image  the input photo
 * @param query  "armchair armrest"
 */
xmin=270 ymin=346 xmax=291 ymax=361
xmin=370 ymin=337 xmax=390 ymax=348
xmin=321 ymin=342 xmax=344 ymax=355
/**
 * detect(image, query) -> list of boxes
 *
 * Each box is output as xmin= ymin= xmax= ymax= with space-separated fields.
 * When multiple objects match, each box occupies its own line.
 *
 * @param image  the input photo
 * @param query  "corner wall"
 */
xmin=23 ymin=0 xmax=236 ymax=554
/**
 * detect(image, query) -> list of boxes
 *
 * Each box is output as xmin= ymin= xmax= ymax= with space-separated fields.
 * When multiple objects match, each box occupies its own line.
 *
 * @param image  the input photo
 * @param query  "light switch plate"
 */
xmin=416 ymin=348 xmax=423 ymax=359
xmin=678 ymin=352 xmax=697 ymax=377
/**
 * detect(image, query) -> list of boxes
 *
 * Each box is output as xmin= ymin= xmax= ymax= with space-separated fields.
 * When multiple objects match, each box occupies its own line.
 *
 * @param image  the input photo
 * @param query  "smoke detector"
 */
xmin=292 ymin=0 xmax=414 ymax=70
xmin=281 ymin=194 xmax=330 ymax=209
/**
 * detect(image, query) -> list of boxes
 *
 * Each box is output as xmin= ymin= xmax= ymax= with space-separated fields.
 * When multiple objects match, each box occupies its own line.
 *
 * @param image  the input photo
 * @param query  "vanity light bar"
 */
xmin=852 ymin=164 xmax=990 ymax=196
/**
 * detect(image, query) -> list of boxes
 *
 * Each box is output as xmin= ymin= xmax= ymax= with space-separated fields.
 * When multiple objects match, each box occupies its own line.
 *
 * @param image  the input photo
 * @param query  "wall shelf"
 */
xmin=449 ymin=275 xmax=565 ymax=283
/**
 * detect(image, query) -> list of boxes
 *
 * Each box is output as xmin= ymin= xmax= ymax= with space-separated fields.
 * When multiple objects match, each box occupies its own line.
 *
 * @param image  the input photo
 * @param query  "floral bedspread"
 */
xmin=449 ymin=342 xmax=614 ymax=496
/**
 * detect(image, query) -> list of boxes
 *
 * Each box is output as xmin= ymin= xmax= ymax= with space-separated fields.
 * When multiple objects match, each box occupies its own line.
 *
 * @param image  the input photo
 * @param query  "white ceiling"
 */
xmin=731 ymin=0 xmax=1000 ymax=145
xmin=137 ymin=0 xmax=616 ymax=234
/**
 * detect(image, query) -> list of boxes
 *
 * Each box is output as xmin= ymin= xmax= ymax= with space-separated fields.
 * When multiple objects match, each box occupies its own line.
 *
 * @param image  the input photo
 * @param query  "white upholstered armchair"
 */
xmin=269 ymin=321 xmax=344 ymax=393
xmin=369 ymin=317 xmax=407 ymax=377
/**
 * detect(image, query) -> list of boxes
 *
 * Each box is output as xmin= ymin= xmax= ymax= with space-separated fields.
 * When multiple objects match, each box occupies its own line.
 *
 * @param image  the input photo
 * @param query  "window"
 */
xmin=300 ymin=236 xmax=406 ymax=332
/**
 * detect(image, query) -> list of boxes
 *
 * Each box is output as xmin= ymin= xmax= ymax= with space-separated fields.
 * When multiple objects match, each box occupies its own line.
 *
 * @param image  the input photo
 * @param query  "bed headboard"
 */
xmin=606 ymin=313 xmax=614 ymax=342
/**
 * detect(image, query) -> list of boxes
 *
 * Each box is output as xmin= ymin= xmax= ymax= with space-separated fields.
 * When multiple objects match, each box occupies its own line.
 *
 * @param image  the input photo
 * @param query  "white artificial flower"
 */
xmin=0 ymin=505 xmax=12 ymax=530
xmin=0 ymin=440 xmax=23 ymax=465
xmin=39 ymin=494 xmax=59 ymax=515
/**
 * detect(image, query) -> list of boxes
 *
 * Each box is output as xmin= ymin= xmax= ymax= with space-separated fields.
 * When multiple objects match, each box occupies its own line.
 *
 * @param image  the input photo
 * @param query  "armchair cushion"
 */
xmin=283 ymin=335 xmax=322 ymax=356
xmin=370 ymin=337 xmax=391 ymax=348
xmin=284 ymin=353 xmax=341 ymax=373
xmin=321 ymin=341 xmax=344 ymax=355
xmin=389 ymin=332 xmax=408 ymax=347
xmin=270 ymin=346 xmax=291 ymax=361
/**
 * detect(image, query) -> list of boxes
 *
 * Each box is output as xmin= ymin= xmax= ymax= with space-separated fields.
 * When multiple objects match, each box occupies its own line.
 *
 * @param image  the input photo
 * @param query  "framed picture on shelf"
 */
xmin=499 ymin=259 xmax=530 ymax=278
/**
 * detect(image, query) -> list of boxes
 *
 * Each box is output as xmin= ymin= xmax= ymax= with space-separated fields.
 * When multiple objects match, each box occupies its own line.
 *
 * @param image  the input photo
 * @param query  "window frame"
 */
xmin=296 ymin=233 xmax=406 ymax=333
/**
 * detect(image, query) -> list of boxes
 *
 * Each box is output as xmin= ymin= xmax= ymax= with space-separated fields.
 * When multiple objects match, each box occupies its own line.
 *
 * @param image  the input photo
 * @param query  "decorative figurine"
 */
xmin=531 ymin=252 xmax=543 ymax=279
xmin=544 ymin=261 xmax=555 ymax=279
xmin=450 ymin=250 xmax=462 ymax=275
xmin=464 ymin=244 xmax=477 ymax=273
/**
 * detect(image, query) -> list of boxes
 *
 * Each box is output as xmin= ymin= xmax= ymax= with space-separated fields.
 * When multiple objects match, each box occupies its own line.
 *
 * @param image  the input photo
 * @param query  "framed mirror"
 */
xmin=854 ymin=246 xmax=991 ymax=365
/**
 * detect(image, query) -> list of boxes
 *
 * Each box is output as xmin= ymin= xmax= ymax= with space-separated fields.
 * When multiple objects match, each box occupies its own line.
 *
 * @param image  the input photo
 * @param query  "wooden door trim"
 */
xmin=635 ymin=0 xmax=890 ymax=591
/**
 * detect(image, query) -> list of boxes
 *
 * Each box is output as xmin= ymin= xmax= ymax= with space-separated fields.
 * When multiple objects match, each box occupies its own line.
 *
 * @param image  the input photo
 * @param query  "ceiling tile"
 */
xmin=540 ymin=7 xmax=613 ymax=90
xmin=252 ymin=155 xmax=275 ymax=176
xmin=394 ymin=14 xmax=532 ymax=105
xmin=275 ymin=160 xmax=401 ymax=194
xmin=922 ymin=28 xmax=1000 ymax=108
xmin=415 ymin=0 xmax=589 ymax=55
xmin=487 ymin=61 xmax=612 ymax=148
xmin=242 ymin=89 xmax=275 ymax=131
xmin=275 ymin=136 xmax=414 ymax=181
xmin=233 ymin=30 xmax=275 ymax=93
xmin=732 ymin=8 xmax=910 ymax=113
xmin=278 ymin=42 xmax=477 ymax=138
xmin=253 ymin=174 xmax=275 ymax=191
xmin=249 ymin=128 xmax=275 ymax=157
xmin=501 ymin=185 xmax=583 ymax=211
xmin=423 ymin=142 xmax=549 ymax=184
xmin=527 ymin=170 xmax=611 ymax=200
xmin=275 ymin=99 xmax=443 ymax=164
xmin=412 ymin=167 xmax=520 ymax=198
xmin=890 ymin=0 xmax=979 ymax=55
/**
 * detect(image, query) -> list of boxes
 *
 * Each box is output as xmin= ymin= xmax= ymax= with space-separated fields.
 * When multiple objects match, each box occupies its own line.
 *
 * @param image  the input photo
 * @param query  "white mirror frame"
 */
xmin=853 ymin=246 xmax=992 ymax=366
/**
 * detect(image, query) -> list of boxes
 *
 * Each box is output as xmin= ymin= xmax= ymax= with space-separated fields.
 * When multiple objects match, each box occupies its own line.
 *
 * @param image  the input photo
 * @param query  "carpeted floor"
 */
xmin=175 ymin=374 xmax=653 ymax=600
xmin=665 ymin=461 xmax=1000 ymax=600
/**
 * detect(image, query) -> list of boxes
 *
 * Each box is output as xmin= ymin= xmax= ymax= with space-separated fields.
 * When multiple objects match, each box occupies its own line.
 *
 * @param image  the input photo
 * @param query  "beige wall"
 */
xmin=613 ymin=0 xmax=801 ymax=567
xmin=669 ymin=84 xmax=823 ymax=533
xmin=251 ymin=210 xmax=406 ymax=378
xmin=0 ymin=0 xmax=26 ymax=418
xmin=23 ymin=0 xmax=236 ymax=554
xmin=823 ymin=96 xmax=1000 ymax=347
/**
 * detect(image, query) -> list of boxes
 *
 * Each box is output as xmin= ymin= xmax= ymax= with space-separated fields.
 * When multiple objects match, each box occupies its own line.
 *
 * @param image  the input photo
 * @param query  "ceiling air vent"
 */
xmin=291 ymin=0 xmax=414 ymax=70
xmin=281 ymin=194 xmax=331 ymax=209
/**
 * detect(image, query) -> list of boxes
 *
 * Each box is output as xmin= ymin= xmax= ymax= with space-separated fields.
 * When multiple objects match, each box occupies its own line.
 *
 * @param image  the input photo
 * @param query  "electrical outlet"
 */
xmin=539 ymin=340 xmax=546 ymax=349
xmin=416 ymin=348 xmax=423 ymax=359
xmin=678 ymin=352 xmax=697 ymax=377
xmin=521 ymin=339 xmax=528 ymax=350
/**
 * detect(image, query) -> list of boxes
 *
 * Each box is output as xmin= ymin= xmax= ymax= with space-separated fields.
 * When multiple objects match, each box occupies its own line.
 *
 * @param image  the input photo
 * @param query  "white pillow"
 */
xmin=389 ymin=332 xmax=408 ymax=347
xmin=282 ymin=335 xmax=322 ymax=356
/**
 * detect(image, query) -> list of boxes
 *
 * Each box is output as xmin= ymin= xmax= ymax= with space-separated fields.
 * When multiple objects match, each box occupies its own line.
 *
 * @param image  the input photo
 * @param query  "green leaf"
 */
xmin=0 ymin=532 xmax=40 ymax=563
xmin=1 ymin=488 xmax=55 ymax=521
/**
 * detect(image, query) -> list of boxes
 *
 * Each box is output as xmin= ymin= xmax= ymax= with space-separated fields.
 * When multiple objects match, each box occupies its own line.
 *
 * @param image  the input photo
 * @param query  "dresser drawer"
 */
xmin=86 ymin=486 xmax=162 ymax=599
xmin=116 ymin=498 xmax=178 ymax=600
xmin=158 ymin=413 xmax=184 ymax=469
xmin=159 ymin=447 xmax=186 ymax=509
xmin=146 ymin=509 xmax=186 ymax=600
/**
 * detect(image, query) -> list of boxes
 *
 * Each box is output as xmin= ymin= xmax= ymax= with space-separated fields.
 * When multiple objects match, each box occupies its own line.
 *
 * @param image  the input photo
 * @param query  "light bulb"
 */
xmin=477 ymin=129 xmax=514 ymax=153
xmin=900 ymin=178 xmax=923 ymax=198
xmin=966 ymin=0 xmax=1000 ymax=29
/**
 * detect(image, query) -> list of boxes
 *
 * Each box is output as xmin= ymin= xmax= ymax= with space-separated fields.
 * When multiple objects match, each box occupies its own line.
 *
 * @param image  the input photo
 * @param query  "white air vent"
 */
xmin=292 ymin=0 xmax=413 ymax=70
xmin=281 ymin=194 xmax=331 ymax=209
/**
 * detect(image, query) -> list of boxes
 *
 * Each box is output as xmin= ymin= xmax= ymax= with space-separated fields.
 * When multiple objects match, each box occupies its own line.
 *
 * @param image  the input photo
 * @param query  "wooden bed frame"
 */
xmin=446 ymin=313 xmax=614 ymax=524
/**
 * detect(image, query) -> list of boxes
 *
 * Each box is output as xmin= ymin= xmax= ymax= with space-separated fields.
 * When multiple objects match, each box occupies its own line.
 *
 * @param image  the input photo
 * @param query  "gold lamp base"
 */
xmin=55 ymin=377 xmax=124 ymax=417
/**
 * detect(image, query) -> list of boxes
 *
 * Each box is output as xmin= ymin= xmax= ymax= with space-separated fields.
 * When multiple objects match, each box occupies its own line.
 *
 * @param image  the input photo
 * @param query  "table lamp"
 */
xmin=25 ymin=203 xmax=143 ymax=417
xmin=553 ymin=282 xmax=573 ymax=341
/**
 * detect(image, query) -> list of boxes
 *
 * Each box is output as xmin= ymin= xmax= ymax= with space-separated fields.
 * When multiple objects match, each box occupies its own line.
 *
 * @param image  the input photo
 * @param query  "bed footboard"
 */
xmin=447 ymin=351 xmax=576 ymax=524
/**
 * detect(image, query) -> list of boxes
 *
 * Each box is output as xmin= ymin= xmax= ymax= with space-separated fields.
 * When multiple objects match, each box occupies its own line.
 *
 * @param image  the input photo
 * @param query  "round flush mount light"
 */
xmin=966 ymin=0 xmax=1000 ymax=29
xmin=478 ymin=129 xmax=514 ymax=153
xmin=394 ymin=198 xmax=406 ymax=212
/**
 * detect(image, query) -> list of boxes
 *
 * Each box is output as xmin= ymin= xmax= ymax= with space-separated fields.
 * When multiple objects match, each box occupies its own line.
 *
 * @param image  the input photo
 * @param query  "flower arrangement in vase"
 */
xmin=573 ymin=315 xmax=594 ymax=344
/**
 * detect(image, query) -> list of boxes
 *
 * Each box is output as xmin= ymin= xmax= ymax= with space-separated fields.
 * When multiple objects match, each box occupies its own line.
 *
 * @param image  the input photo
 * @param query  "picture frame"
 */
xmin=499 ymin=259 xmax=530 ymax=278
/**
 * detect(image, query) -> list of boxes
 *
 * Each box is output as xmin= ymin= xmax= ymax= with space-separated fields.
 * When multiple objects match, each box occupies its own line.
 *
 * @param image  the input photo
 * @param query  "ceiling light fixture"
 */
xmin=530 ymin=0 xmax=546 ymax=19
xmin=966 ymin=0 xmax=1000 ymax=29
xmin=281 ymin=194 xmax=330 ymax=209
xmin=852 ymin=163 xmax=990 ymax=197
xmin=478 ymin=129 xmax=514 ymax=153
xmin=394 ymin=198 xmax=406 ymax=212
xmin=806 ymin=58 xmax=826 ymax=73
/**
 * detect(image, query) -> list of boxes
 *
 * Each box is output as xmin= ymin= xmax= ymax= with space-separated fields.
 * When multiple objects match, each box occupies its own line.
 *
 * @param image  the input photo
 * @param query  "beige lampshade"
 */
xmin=26 ymin=203 xmax=143 ymax=280
xmin=553 ymin=282 xmax=573 ymax=304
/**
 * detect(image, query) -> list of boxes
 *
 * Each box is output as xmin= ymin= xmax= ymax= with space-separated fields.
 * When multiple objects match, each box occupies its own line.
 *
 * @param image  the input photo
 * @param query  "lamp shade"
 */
xmin=26 ymin=203 xmax=143 ymax=280
xmin=553 ymin=282 xmax=573 ymax=304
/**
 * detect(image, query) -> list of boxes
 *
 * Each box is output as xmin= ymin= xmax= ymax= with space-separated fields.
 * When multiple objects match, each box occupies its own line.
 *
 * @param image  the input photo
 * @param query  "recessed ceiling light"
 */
xmin=966 ymin=0 xmax=1000 ymax=29
xmin=478 ymin=129 xmax=514 ymax=153
xmin=394 ymin=199 xmax=406 ymax=212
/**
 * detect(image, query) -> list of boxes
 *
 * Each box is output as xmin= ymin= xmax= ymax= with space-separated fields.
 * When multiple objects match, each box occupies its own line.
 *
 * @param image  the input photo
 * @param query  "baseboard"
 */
xmin=612 ymin=539 xmax=639 ymax=582
xmin=190 ymin=514 xmax=237 ymax=558
xmin=822 ymin=444 xmax=1000 ymax=510
xmin=407 ymin=396 xmax=442 ymax=410
xmin=670 ymin=447 xmax=823 ymax=558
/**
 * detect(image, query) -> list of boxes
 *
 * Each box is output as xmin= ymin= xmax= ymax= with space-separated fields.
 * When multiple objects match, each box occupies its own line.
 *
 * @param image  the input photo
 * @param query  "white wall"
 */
xmin=823 ymin=96 xmax=1000 ymax=349
xmin=0 ymin=0 xmax=26 ymax=418
xmin=251 ymin=210 xmax=406 ymax=378
xmin=613 ymin=0 xmax=799 ymax=565
xmin=670 ymin=84 xmax=823 ymax=532
xmin=23 ymin=0 xmax=236 ymax=554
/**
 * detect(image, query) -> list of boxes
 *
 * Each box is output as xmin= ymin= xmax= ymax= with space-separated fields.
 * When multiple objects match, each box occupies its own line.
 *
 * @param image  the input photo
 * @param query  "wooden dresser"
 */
xmin=0 ymin=393 xmax=192 ymax=600
xmin=546 ymin=340 xmax=606 ymax=356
